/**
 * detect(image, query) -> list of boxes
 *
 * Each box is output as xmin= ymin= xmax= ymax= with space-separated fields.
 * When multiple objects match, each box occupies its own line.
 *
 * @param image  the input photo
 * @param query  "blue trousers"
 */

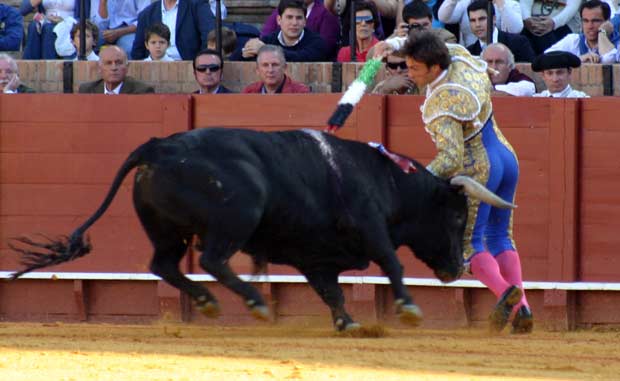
xmin=23 ymin=21 xmax=58 ymax=59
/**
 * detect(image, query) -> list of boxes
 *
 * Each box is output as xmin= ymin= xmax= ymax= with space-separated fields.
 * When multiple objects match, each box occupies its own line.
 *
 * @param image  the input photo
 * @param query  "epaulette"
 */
xmin=422 ymin=83 xmax=481 ymax=125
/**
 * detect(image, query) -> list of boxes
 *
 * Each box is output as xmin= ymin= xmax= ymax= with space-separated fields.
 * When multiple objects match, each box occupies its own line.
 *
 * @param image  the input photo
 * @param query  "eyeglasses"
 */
xmin=195 ymin=64 xmax=221 ymax=73
xmin=355 ymin=15 xmax=374 ymax=25
xmin=386 ymin=61 xmax=408 ymax=70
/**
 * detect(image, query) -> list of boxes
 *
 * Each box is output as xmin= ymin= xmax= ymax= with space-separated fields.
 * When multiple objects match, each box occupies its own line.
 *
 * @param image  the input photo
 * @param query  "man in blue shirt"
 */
xmin=0 ymin=4 xmax=23 ymax=52
xmin=96 ymin=0 xmax=152 ymax=56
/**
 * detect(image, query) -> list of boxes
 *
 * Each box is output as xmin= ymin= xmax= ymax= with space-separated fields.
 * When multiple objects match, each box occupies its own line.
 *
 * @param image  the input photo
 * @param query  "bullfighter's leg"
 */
xmin=136 ymin=206 xmax=219 ymax=317
xmin=303 ymin=270 xmax=359 ymax=331
xmin=198 ymin=233 xmax=269 ymax=321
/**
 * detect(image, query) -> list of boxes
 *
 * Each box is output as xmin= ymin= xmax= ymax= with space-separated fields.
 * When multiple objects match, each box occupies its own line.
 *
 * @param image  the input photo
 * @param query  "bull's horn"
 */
xmin=450 ymin=176 xmax=517 ymax=209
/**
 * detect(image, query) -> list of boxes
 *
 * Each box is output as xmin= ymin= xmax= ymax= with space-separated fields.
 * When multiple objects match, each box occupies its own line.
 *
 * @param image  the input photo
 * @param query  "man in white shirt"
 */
xmin=532 ymin=51 xmax=589 ymax=98
xmin=545 ymin=0 xmax=618 ymax=64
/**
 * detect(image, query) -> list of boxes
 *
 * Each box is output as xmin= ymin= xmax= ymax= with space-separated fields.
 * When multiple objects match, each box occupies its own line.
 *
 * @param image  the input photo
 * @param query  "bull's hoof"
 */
xmin=197 ymin=301 xmax=220 ymax=318
xmin=511 ymin=305 xmax=534 ymax=334
xmin=248 ymin=301 xmax=270 ymax=321
xmin=335 ymin=318 xmax=361 ymax=332
xmin=489 ymin=285 xmax=522 ymax=334
xmin=395 ymin=299 xmax=423 ymax=327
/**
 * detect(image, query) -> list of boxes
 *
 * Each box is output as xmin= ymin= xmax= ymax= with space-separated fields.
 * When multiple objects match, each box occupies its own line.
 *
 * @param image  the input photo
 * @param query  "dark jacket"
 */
xmin=78 ymin=76 xmax=155 ymax=94
xmin=467 ymin=31 xmax=536 ymax=63
xmin=0 ymin=5 xmax=23 ymax=51
xmin=16 ymin=84 xmax=36 ymax=93
xmin=131 ymin=0 xmax=215 ymax=60
xmin=193 ymin=85 xmax=234 ymax=94
xmin=260 ymin=29 xmax=328 ymax=62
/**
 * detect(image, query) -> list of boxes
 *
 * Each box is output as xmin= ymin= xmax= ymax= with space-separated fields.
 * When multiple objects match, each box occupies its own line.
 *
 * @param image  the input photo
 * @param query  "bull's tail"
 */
xmin=9 ymin=140 xmax=153 ymax=279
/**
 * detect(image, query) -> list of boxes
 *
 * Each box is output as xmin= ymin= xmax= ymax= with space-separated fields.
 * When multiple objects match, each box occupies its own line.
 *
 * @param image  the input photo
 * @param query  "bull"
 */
xmin=10 ymin=128 xmax=513 ymax=330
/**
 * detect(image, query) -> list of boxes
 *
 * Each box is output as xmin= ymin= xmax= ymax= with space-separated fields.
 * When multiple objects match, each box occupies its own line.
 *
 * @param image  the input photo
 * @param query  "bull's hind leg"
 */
xmin=198 ymin=233 xmax=269 ymax=320
xmin=303 ymin=270 xmax=359 ymax=331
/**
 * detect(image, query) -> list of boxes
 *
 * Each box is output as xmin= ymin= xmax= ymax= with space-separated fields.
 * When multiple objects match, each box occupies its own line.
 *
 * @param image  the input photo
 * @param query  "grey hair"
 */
xmin=256 ymin=44 xmax=287 ymax=65
xmin=482 ymin=43 xmax=515 ymax=69
xmin=0 ymin=53 xmax=18 ymax=73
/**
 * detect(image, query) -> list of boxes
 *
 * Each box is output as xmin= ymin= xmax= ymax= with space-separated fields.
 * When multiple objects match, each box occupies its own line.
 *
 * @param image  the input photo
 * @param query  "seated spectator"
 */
xmin=56 ymin=20 xmax=100 ymax=61
xmin=144 ymin=23 xmax=174 ymax=61
xmin=545 ymin=0 xmax=619 ymax=64
xmin=96 ymin=0 xmax=151 ymax=57
xmin=207 ymin=27 xmax=238 ymax=59
xmin=372 ymin=51 xmax=418 ymax=94
xmin=393 ymin=0 xmax=456 ymax=43
xmin=243 ymin=0 xmax=328 ymax=62
xmin=243 ymin=45 xmax=310 ymax=93
xmin=337 ymin=0 xmax=381 ymax=62
xmin=261 ymin=0 xmax=340 ymax=59
xmin=521 ymin=0 xmax=581 ymax=54
xmin=0 ymin=4 xmax=23 ymax=52
xmin=438 ymin=0 xmax=523 ymax=46
xmin=79 ymin=46 xmax=154 ymax=94
xmin=482 ymin=43 xmax=536 ymax=96
xmin=466 ymin=0 xmax=535 ymax=62
xmin=324 ymin=0 xmax=389 ymax=44
xmin=532 ymin=51 xmax=589 ymax=98
xmin=396 ymin=0 xmax=448 ymax=28
xmin=193 ymin=48 xmax=233 ymax=93
xmin=132 ymin=0 xmax=215 ymax=61
xmin=219 ymin=22 xmax=261 ymax=61
xmin=0 ymin=54 xmax=35 ymax=93
xmin=20 ymin=0 xmax=81 ymax=59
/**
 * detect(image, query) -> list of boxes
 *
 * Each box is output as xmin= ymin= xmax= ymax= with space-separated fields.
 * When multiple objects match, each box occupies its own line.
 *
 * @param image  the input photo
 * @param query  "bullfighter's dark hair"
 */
xmin=467 ymin=0 xmax=495 ymax=17
xmin=144 ymin=22 xmax=171 ymax=44
xmin=402 ymin=30 xmax=451 ymax=70
xmin=193 ymin=48 xmax=224 ymax=71
xmin=580 ymin=0 xmax=611 ymax=20
xmin=277 ymin=0 xmax=307 ymax=16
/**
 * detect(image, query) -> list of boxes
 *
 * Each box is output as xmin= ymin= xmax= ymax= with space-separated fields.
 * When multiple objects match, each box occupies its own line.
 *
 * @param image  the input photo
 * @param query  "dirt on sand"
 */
xmin=0 ymin=322 xmax=619 ymax=380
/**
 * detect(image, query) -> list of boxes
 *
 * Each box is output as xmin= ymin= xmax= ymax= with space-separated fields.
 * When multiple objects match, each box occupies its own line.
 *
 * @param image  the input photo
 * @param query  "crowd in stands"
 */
xmin=3 ymin=0 xmax=620 ymax=97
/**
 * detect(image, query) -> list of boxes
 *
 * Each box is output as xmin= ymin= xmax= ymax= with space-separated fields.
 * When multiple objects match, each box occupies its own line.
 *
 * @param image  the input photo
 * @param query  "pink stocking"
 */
xmin=470 ymin=251 xmax=512 ymax=298
xmin=496 ymin=250 xmax=530 ymax=309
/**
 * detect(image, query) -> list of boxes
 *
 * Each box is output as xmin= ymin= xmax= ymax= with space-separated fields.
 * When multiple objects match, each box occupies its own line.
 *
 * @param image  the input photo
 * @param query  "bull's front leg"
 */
xmin=303 ymin=270 xmax=360 ymax=331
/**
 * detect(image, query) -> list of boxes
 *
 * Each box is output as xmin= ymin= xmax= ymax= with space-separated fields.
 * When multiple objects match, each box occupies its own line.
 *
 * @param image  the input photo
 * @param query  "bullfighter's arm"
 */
xmin=424 ymin=115 xmax=464 ymax=179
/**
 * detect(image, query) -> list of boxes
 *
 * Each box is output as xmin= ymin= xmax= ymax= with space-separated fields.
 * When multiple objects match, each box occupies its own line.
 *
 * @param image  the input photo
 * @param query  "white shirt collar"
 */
xmin=200 ymin=85 xmax=221 ymax=94
xmin=426 ymin=69 xmax=449 ymax=96
xmin=479 ymin=27 xmax=499 ymax=50
xmin=549 ymin=84 xmax=573 ymax=98
xmin=104 ymin=82 xmax=123 ymax=95
xmin=277 ymin=29 xmax=305 ymax=47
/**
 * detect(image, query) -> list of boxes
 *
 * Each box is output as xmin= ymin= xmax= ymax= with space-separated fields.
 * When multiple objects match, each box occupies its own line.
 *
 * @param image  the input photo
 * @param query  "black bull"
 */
xmin=10 ymin=128 xmax=513 ymax=330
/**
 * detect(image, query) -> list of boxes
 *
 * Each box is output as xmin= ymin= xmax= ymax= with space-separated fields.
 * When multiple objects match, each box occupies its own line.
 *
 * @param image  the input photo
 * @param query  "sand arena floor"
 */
xmin=0 ymin=322 xmax=619 ymax=380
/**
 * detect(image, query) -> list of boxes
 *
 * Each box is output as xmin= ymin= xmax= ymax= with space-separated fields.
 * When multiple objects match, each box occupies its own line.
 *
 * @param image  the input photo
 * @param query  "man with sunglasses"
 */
xmin=193 ymin=48 xmax=234 ymax=94
xmin=372 ymin=51 xmax=418 ymax=94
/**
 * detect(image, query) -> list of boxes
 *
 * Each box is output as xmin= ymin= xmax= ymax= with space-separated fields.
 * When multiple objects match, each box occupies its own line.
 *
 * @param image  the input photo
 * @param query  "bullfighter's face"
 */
xmin=405 ymin=56 xmax=442 ymax=88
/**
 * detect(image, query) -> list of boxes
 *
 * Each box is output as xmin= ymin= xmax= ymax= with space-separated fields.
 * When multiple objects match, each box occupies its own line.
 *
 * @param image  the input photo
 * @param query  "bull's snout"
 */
xmin=434 ymin=265 xmax=464 ymax=283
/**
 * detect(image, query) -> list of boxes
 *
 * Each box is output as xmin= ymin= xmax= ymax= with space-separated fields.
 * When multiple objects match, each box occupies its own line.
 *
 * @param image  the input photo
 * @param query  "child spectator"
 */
xmin=206 ymin=27 xmax=238 ymax=59
xmin=144 ymin=23 xmax=174 ymax=62
xmin=71 ymin=21 xmax=99 ymax=61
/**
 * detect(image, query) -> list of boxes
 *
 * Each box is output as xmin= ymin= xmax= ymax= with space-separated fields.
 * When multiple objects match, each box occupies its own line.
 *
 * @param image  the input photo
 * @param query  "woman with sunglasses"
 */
xmin=337 ymin=0 xmax=382 ymax=62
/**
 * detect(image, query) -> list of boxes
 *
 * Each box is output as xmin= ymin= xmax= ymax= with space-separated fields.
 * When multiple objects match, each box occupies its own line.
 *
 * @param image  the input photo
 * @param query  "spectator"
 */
xmin=207 ymin=27 xmax=238 ymax=59
xmin=372 ymin=50 xmax=418 ymax=94
xmin=261 ymin=0 xmax=340 ymax=60
xmin=396 ymin=0 xmax=449 ymax=28
xmin=55 ymin=20 xmax=100 ymax=60
xmin=482 ymin=43 xmax=536 ymax=96
xmin=144 ymin=23 xmax=174 ymax=62
xmin=193 ymin=48 xmax=233 ymax=93
xmin=545 ymin=0 xmax=619 ymax=64
xmin=337 ymin=0 xmax=381 ymax=62
xmin=20 ymin=0 xmax=80 ymax=59
xmin=96 ymin=0 xmax=151 ymax=56
xmin=324 ymin=0 xmax=390 ymax=44
xmin=438 ymin=0 xmax=523 ymax=46
xmin=0 ymin=54 xmax=35 ymax=93
xmin=393 ymin=1 xmax=457 ymax=43
xmin=132 ymin=0 xmax=215 ymax=61
xmin=79 ymin=46 xmax=154 ymax=94
xmin=243 ymin=45 xmax=310 ymax=93
xmin=243 ymin=0 xmax=328 ymax=62
xmin=521 ymin=0 xmax=581 ymax=54
xmin=0 ymin=4 xmax=23 ymax=52
xmin=466 ymin=0 xmax=535 ymax=63
xmin=532 ymin=51 xmax=589 ymax=98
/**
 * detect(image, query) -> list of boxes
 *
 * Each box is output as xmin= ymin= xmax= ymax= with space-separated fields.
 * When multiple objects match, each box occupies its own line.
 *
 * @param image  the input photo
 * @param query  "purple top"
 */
xmin=261 ymin=0 xmax=340 ymax=59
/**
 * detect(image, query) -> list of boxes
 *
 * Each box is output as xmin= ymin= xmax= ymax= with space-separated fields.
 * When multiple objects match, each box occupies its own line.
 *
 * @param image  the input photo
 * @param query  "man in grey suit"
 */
xmin=79 ymin=46 xmax=154 ymax=94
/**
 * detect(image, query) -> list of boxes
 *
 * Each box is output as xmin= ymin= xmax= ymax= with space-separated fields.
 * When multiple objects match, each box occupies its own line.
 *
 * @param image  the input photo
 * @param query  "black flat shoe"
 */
xmin=511 ymin=305 xmax=534 ymax=334
xmin=489 ymin=285 xmax=522 ymax=333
